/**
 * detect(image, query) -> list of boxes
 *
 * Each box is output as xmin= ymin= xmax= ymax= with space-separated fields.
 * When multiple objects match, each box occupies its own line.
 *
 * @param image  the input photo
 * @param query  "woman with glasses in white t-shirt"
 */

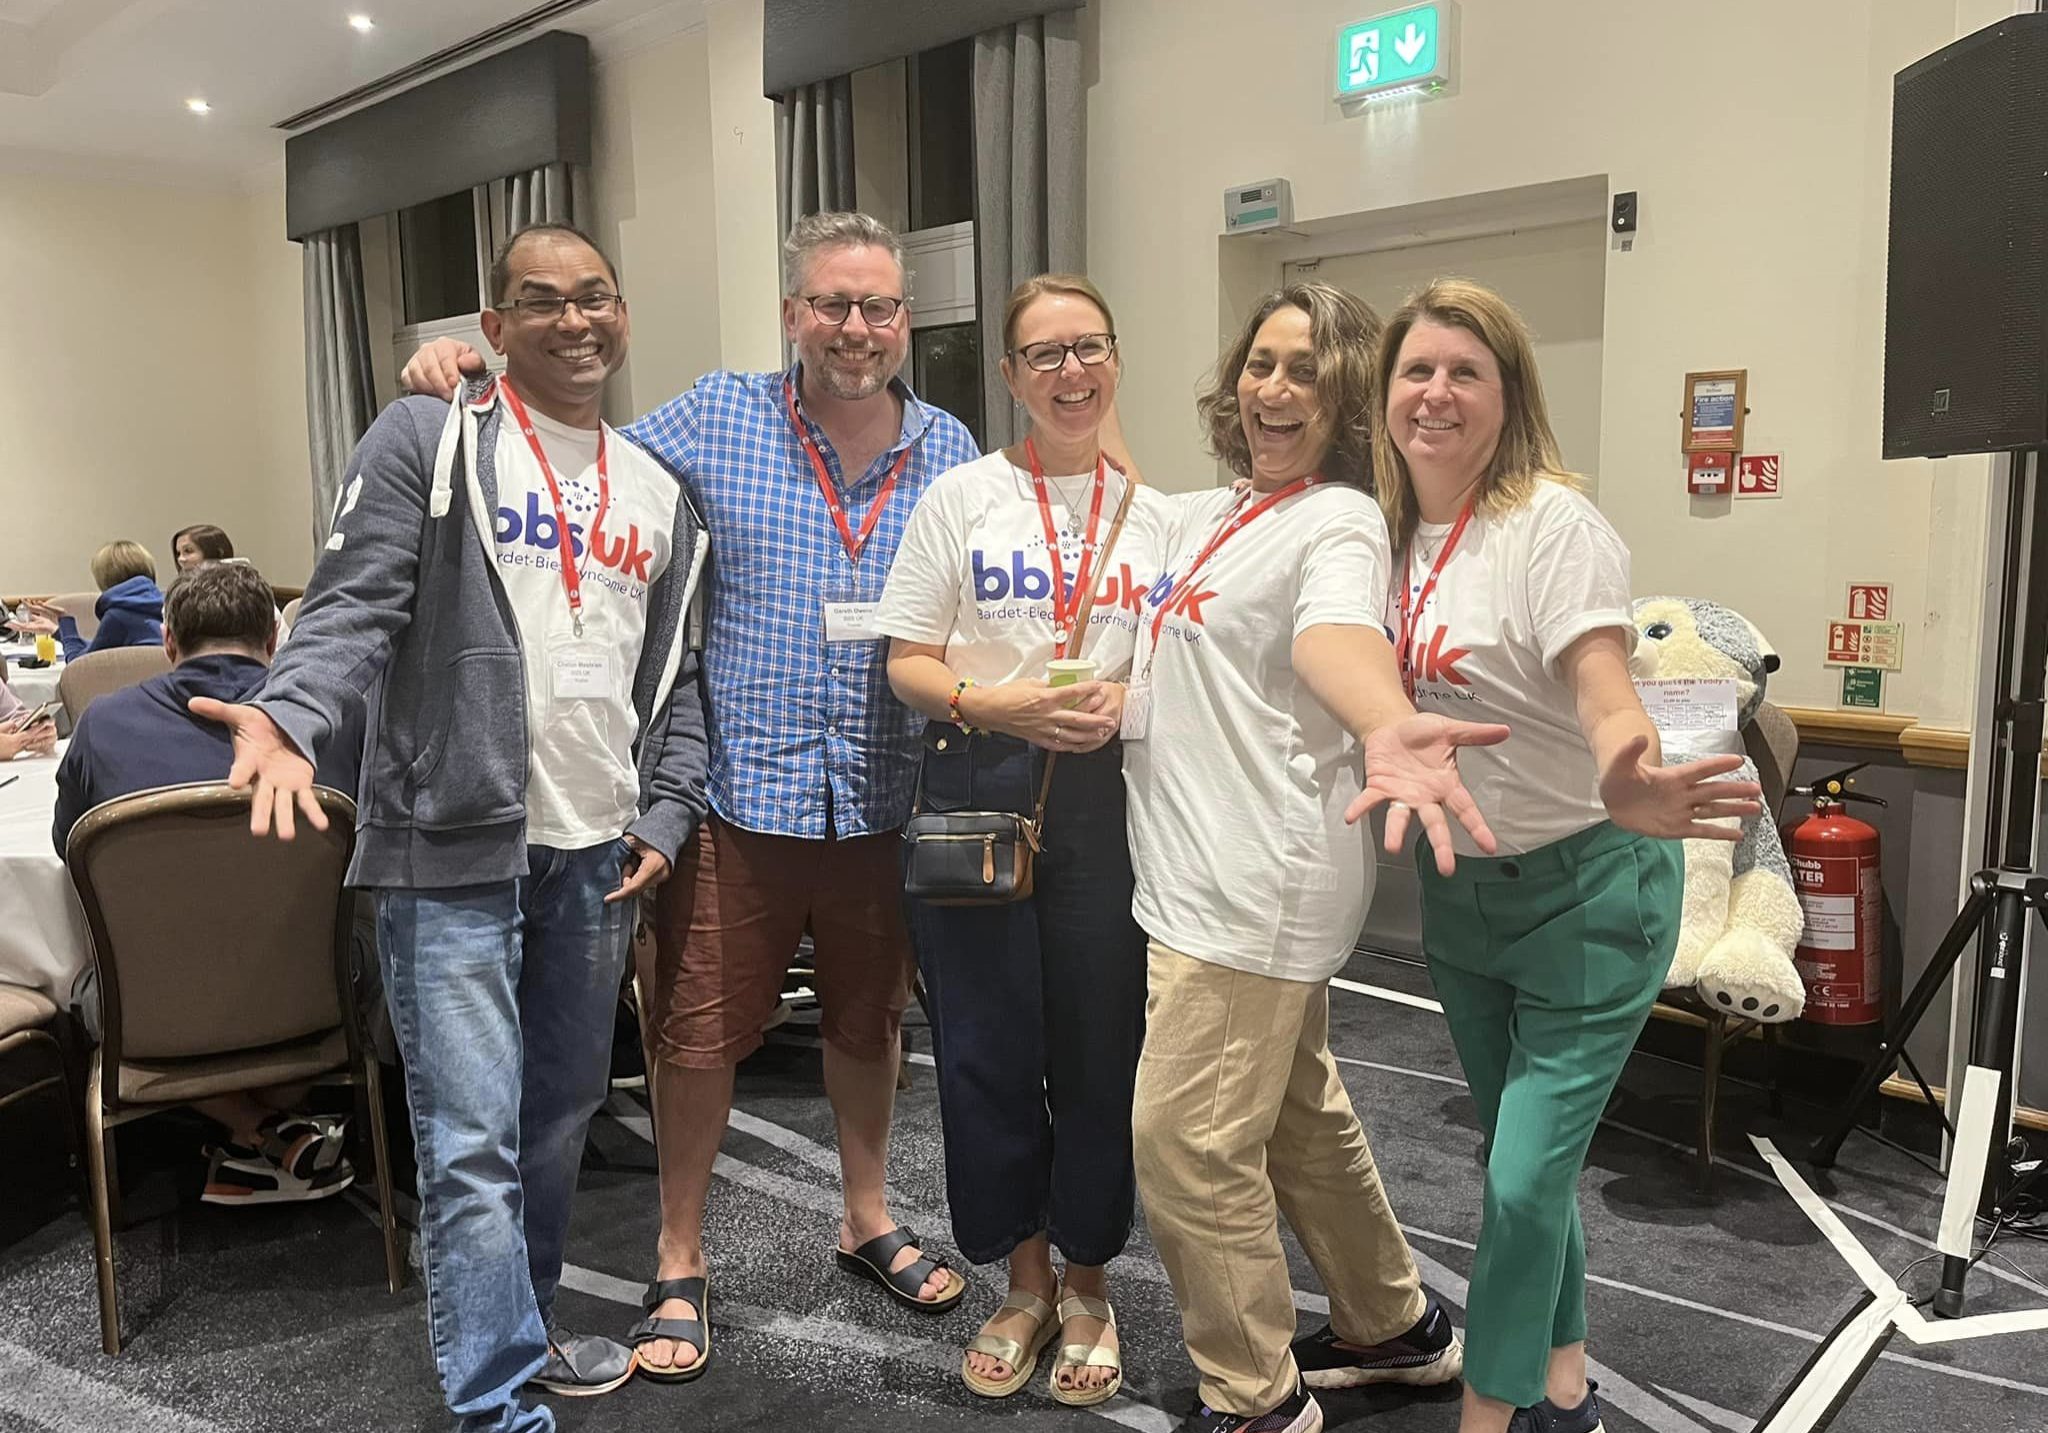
xmin=1370 ymin=278 xmax=1762 ymax=1433
xmin=876 ymin=274 xmax=1175 ymax=1407
xmin=1124 ymin=282 xmax=1511 ymax=1433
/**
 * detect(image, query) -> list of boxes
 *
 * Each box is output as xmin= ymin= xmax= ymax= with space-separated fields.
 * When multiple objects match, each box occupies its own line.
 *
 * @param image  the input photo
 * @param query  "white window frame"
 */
xmin=385 ymin=211 xmax=497 ymax=388
xmin=902 ymin=220 xmax=976 ymax=329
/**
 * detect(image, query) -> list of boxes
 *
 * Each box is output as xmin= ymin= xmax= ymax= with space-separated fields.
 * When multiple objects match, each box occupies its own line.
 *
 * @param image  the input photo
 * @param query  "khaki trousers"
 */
xmin=1132 ymin=940 xmax=1426 ymax=1415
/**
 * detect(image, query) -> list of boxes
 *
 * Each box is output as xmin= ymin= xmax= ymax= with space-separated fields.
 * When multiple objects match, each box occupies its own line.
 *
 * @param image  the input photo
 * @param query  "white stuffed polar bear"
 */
xmin=1631 ymin=596 xmax=1806 ymax=1023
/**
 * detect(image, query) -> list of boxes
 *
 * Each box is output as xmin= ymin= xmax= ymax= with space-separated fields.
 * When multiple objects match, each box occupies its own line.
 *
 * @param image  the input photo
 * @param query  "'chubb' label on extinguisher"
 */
xmin=1791 ymin=853 xmax=1884 ymax=1024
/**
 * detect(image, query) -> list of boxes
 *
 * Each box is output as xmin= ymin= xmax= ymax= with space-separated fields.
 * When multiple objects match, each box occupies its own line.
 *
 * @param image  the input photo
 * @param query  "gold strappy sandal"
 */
xmin=960 ymin=1290 xmax=1058 ymax=1399
xmin=1047 ymin=1291 xmax=1123 ymax=1407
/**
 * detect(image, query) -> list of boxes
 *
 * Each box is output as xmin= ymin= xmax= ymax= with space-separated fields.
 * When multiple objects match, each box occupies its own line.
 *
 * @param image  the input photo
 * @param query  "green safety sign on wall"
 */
xmin=1840 ymin=667 xmax=1884 ymax=711
xmin=1335 ymin=3 xmax=1455 ymax=103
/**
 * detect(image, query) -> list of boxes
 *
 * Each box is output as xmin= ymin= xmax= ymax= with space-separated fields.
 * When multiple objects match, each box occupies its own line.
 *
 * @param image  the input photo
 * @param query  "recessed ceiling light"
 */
xmin=185 ymin=98 xmax=211 ymax=114
xmin=348 ymin=14 xmax=375 ymax=32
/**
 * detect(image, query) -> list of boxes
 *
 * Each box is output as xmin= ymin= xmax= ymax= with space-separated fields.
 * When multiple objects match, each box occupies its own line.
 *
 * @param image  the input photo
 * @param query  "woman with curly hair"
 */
xmin=1126 ymin=282 xmax=1505 ymax=1433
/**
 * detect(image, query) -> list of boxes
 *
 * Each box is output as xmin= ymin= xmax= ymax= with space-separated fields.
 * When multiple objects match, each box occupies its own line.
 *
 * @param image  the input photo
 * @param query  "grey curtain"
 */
xmin=301 ymin=225 xmax=377 ymax=549
xmin=973 ymin=10 xmax=1084 ymax=446
xmin=505 ymin=161 xmax=587 ymax=230
xmin=471 ymin=163 xmax=590 ymax=292
xmin=777 ymin=75 xmax=856 ymax=238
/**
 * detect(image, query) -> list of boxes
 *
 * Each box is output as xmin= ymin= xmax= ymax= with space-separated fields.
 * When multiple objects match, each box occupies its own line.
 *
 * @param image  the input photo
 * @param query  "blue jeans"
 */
xmin=377 ymin=839 xmax=634 ymax=1433
xmin=907 ymin=730 xmax=1148 ymax=1266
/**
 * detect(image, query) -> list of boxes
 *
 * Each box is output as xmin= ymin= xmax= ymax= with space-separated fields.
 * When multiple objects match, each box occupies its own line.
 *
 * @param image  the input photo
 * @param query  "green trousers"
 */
xmin=1418 ymin=821 xmax=1680 ymax=1407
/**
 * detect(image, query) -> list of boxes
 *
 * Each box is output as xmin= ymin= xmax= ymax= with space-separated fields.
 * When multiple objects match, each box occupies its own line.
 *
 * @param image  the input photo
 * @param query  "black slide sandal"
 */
xmin=628 ymin=1276 xmax=711 ymax=1383
xmin=835 ymin=1226 xmax=966 ymax=1314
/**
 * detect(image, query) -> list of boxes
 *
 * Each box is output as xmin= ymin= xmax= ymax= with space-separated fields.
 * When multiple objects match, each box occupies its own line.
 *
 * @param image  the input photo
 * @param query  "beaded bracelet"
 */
xmin=949 ymin=678 xmax=980 ymax=733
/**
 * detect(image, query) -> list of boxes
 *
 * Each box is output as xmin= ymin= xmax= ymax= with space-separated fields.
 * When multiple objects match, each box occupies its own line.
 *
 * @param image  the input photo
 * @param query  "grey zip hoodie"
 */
xmin=252 ymin=377 xmax=710 ymax=889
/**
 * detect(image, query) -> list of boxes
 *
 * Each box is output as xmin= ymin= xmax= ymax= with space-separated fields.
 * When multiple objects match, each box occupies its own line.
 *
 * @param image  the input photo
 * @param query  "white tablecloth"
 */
xmin=1 ymin=641 xmax=62 ymax=711
xmin=0 ymin=742 xmax=89 ymax=1003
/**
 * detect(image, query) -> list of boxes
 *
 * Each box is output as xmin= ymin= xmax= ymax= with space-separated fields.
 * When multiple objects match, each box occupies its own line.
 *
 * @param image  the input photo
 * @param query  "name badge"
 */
xmin=554 ymin=651 xmax=613 ymax=700
xmin=823 ymin=600 xmax=882 ymax=643
xmin=1120 ymin=680 xmax=1152 ymax=741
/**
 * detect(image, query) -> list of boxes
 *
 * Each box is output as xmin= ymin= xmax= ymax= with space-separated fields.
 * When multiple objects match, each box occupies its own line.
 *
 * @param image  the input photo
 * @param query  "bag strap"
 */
xmin=1027 ymin=474 xmax=1140 ymax=839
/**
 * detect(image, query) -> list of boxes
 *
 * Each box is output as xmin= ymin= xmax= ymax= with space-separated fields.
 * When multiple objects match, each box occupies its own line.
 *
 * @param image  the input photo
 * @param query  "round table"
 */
xmin=0 ymin=742 xmax=90 ymax=1005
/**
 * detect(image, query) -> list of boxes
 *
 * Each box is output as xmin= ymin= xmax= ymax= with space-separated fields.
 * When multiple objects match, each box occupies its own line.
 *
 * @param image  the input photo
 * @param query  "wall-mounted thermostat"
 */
xmin=1225 ymin=179 xmax=1293 ymax=235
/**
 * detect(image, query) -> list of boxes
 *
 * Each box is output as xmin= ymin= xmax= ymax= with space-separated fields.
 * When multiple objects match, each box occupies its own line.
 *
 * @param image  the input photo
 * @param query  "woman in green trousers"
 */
xmin=1363 ymin=279 xmax=1763 ymax=1433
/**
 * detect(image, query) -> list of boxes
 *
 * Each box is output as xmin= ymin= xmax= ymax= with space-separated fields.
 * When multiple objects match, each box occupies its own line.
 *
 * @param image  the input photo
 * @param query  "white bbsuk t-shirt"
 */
xmin=1125 ymin=481 xmax=1390 ymax=983
xmin=1392 ymin=478 xmax=1633 ymax=857
xmin=491 ymin=400 xmax=675 ymax=849
xmin=874 ymin=450 xmax=1177 ymax=684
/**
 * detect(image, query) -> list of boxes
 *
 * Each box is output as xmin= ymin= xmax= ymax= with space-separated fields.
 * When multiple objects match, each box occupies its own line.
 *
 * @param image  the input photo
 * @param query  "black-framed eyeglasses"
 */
xmin=1013 ymin=333 xmax=1118 ymax=372
xmin=802 ymin=293 xmax=906 ymax=327
xmin=495 ymin=292 xmax=626 ymax=321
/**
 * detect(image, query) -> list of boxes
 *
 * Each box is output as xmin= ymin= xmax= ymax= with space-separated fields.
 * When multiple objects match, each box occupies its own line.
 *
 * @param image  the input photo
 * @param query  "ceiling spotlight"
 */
xmin=348 ymin=14 xmax=375 ymax=32
xmin=185 ymin=98 xmax=211 ymax=114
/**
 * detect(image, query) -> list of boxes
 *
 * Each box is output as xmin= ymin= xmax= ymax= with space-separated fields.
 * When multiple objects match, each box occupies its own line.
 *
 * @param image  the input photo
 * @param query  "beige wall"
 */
xmin=705 ymin=0 xmax=786 ymax=372
xmin=1089 ymin=0 xmax=2007 ymax=725
xmin=0 ymin=168 xmax=310 ymax=593
xmin=1289 ymin=219 xmax=1607 ymax=491
xmin=591 ymin=23 xmax=726 ymax=423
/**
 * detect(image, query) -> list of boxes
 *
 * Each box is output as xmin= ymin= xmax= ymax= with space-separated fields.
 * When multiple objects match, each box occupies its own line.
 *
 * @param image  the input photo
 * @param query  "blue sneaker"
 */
xmin=1508 ymin=1380 xmax=1604 ymax=1433
xmin=1290 ymin=1292 xmax=1464 ymax=1389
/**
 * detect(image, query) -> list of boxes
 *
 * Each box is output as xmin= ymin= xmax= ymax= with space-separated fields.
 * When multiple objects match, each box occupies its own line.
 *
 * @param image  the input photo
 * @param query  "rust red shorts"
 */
xmin=648 ymin=814 xmax=914 ymax=1068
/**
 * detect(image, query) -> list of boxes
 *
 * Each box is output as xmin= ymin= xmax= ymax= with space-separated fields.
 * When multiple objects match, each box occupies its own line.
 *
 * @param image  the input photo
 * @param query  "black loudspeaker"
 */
xmin=1883 ymin=15 xmax=2048 ymax=460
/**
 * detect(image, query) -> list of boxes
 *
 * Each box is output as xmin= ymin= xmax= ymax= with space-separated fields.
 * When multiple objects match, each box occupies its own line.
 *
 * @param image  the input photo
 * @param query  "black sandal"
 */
xmin=834 ymin=1226 xmax=965 ymax=1314
xmin=628 ymin=1276 xmax=710 ymax=1383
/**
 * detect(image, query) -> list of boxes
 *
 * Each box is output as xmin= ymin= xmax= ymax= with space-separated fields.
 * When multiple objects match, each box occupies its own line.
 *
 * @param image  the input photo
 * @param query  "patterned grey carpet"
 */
xmin=0 ymin=951 xmax=2043 ymax=1432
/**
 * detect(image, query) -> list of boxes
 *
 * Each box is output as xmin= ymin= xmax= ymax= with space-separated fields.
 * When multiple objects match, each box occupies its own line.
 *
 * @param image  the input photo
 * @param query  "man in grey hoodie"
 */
xmin=195 ymin=223 xmax=709 ymax=1432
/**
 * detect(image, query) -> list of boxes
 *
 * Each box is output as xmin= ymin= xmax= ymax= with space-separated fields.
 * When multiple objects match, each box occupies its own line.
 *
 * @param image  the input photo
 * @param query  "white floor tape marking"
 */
xmin=1329 ymin=975 xmax=1445 ymax=1012
xmin=1752 ymin=1135 xmax=2048 ymax=1349
xmin=1328 ymin=975 xmax=2048 ymax=1301
xmin=1655 ymin=1384 xmax=1757 ymax=1433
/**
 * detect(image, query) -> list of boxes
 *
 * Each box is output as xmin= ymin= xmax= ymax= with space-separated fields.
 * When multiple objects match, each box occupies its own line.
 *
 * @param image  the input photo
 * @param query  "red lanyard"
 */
xmin=784 ymin=377 xmax=911 ymax=563
xmin=1148 ymin=474 xmax=1322 ymax=649
xmin=499 ymin=378 xmax=607 ymax=638
xmin=1025 ymin=438 xmax=1110 ymax=656
xmin=1395 ymin=500 xmax=1475 ymax=699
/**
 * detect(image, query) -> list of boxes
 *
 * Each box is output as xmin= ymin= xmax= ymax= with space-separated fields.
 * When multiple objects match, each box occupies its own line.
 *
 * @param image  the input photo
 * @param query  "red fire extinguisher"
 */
xmin=1784 ymin=764 xmax=1887 ymax=1026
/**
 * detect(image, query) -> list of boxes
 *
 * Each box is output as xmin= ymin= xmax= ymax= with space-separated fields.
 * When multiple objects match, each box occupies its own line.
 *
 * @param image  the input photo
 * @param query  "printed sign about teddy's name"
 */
xmin=1635 ymin=678 xmax=1742 ymax=759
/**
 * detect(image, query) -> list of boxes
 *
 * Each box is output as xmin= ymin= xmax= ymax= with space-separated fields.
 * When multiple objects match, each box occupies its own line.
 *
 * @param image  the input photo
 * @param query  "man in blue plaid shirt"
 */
xmin=406 ymin=211 xmax=980 ymax=1376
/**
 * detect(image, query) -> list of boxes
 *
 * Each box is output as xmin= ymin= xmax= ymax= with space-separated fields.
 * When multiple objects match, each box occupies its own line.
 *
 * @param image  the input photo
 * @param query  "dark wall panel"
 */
xmin=763 ymin=0 xmax=1079 ymax=96
xmin=286 ymin=31 xmax=591 ymax=240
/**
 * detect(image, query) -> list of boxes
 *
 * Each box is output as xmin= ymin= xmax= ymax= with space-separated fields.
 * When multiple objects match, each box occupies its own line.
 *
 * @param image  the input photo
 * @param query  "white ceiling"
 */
xmin=0 ymin=0 xmax=706 ymax=188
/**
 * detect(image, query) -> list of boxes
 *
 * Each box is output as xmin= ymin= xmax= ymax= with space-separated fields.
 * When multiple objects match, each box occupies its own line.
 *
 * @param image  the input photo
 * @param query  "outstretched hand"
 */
xmin=1345 ymin=713 xmax=1511 ymax=876
xmin=187 ymin=697 xmax=327 ymax=840
xmin=1599 ymin=735 xmax=1762 ymax=841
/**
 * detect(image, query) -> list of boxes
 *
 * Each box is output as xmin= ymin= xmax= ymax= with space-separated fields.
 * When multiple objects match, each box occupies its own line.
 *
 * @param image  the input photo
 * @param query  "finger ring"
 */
xmin=1389 ymin=801 xmax=1410 ymax=813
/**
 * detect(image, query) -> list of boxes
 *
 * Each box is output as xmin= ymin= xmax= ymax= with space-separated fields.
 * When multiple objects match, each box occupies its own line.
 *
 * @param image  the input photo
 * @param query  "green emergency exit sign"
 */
xmin=1335 ymin=3 xmax=1454 ymax=103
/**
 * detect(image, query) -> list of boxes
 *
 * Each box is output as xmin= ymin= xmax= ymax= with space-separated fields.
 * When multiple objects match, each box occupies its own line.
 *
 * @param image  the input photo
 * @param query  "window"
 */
xmin=397 ymin=192 xmax=480 ymax=326
xmin=908 ymin=38 xmax=974 ymax=229
xmin=915 ymin=323 xmax=983 ymax=451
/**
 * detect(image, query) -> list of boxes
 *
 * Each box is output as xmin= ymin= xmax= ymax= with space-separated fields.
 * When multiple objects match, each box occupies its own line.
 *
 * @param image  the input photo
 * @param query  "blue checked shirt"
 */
xmin=625 ymin=365 xmax=980 ymax=838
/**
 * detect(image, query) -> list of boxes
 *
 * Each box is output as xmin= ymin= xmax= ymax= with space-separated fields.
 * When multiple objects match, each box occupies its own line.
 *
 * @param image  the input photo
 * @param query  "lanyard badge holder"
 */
xmin=1122 ymin=474 xmax=1323 ymax=741
xmin=1394 ymin=499 xmax=1474 ymax=702
xmin=501 ymin=378 xmax=616 ymax=701
xmin=902 ymin=474 xmax=1136 ymax=906
xmin=785 ymin=376 xmax=914 ymax=644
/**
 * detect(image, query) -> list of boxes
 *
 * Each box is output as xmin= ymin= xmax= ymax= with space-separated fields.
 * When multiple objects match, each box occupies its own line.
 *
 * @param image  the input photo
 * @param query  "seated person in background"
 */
xmin=10 ymin=540 xmax=166 ymax=661
xmin=0 ymin=654 xmax=57 ymax=761
xmin=52 ymin=559 xmax=350 ymax=1204
xmin=171 ymin=524 xmax=235 ymax=572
